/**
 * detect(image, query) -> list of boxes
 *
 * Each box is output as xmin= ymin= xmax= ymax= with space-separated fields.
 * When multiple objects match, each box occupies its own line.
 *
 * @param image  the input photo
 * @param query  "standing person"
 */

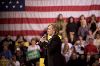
xmin=45 ymin=24 xmax=66 ymax=66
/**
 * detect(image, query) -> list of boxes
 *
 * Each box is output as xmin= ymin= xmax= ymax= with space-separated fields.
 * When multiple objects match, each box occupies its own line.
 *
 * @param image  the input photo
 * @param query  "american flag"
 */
xmin=0 ymin=0 xmax=100 ymax=41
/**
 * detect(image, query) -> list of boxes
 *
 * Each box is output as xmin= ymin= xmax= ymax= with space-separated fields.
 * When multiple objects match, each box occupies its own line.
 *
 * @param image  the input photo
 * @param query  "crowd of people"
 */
xmin=0 ymin=14 xmax=100 ymax=66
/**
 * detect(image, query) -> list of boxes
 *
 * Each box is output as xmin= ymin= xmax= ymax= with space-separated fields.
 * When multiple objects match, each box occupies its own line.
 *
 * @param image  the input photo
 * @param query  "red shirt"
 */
xmin=84 ymin=43 xmax=98 ymax=54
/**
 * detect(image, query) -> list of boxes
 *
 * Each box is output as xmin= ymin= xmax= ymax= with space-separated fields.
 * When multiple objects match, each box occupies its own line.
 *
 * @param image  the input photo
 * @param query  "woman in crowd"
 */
xmin=15 ymin=35 xmax=29 ymax=48
xmin=55 ymin=14 xmax=66 ymax=37
xmin=77 ymin=15 xmax=86 ymax=29
xmin=88 ymin=14 xmax=97 ymax=33
xmin=61 ymin=37 xmax=73 ymax=62
xmin=27 ymin=38 xmax=40 ymax=66
xmin=66 ymin=16 xmax=78 ymax=36
xmin=78 ymin=19 xmax=89 ymax=40
xmin=67 ymin=52 xmax=79 ymax=66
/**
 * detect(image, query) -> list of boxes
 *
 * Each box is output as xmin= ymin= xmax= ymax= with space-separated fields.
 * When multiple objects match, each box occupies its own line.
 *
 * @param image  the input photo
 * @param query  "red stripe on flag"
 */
xmin=0 ymin=18 xmax=56 ymax=24
xmin=0 ymin=17 xmax=100 ymax=24
xmin=25 ymin=5 xmax=100 ymax=11
xmin=0 ymin=30 xmax=46 ymax=36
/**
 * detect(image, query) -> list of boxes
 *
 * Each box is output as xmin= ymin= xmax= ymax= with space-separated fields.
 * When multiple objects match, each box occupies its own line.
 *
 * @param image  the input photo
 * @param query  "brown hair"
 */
xmin=48 ymin=24 xmax=59 ymax=35
xmin=31 ymin=38 xmax=37 ymax=42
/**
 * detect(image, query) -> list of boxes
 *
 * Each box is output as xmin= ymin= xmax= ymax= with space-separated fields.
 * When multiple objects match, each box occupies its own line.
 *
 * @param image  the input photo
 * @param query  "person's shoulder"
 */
xmin=53 ymin=35 xmax=59 ymax=38
xmin=52 ymin=35 xmax=60 ymax=39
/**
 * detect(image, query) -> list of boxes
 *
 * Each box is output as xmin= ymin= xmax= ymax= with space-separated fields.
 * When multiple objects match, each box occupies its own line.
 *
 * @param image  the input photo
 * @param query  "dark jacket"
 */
xmin=47 ymin=35 xmax=66 ymax=66
xmin=66 ymin=22 xmax=78 ymax=35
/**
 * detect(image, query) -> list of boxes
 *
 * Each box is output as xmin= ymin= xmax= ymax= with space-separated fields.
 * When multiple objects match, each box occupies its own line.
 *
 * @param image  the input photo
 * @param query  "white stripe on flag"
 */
xmin=0 ymin=24 xmax=49 ymax=31
xmin=25 ymin=0 xmax=100 ymax=6
xmin=0 ymin=10 xmax=100 ymax=18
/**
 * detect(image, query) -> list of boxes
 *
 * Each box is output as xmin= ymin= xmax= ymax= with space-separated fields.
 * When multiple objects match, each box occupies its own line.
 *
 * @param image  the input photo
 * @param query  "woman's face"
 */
xmin=79 ymin=36 xmax=83 ymax=40
xmin=59 ymin=14 xmax=63 ymax=20
xmin=31 ymin=40 xmax=36 ymax=45
xmin=47 ymin=25 xmax=54 ymax=36
xmin=70 ymin=18 xmax=74 ymax=23
xmin=91 ymin=15 xmax=95 ymax=20
xmin=96 ymin=34 xmax=100 ymax=39
xmin=65 ymin=44 xmax=69 ymax=49
xmin=18 ymin=36 xmax=24 ymax=42
xmin=88 ymin=30 xmax=92 ymax=35
xmin=64 ymin=38 xmax=68 ymax=43
xmin=80 ymin=15 xmax=85 ymax=20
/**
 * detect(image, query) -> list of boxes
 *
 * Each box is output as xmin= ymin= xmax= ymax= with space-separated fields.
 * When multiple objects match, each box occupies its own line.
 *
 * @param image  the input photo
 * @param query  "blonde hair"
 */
xmin=48 ymin=24 xmax=59 ymax=35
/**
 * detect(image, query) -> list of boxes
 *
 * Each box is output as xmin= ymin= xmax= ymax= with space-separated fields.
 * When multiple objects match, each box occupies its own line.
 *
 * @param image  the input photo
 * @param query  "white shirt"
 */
xmin=74 ymin=44 xmax=84 ymax=54
xmin=12 ymin=61 xmax=20 ymax=66
xmin=28 ymin=45 xmax=40 ymax=51
xmin=61 ymin=43 xmax=73 ymax=62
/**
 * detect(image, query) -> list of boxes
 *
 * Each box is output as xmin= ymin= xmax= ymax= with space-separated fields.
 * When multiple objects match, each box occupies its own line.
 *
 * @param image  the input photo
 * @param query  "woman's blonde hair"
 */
xmin=48 ymin=24 xmax=59 ymax=35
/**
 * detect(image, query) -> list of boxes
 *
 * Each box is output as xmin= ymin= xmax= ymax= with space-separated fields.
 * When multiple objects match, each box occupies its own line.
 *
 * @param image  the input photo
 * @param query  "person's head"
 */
xmin=3 ymin=45 xmax=8 ymax=51
xmin=88 ymin=30 xmax=93 ymax=35
xmin=31 ymin=38 xmax=37 ymax=46
xmin=91 ymin=14 xmax=96 ymax=21
xmin=88 ymin=38 xmax=94 ymax=44
xmin=71 ymin=52 xmax=78 ymax=60
xmin=47 ymin=24 xmax=58 ymax=36
xmin=3 ymin=41 xmax=9 ymax=46
xmin=63 ymin=37 xmax=68 ymax=44
xmin=6 ymin=35 xmax=11 ymax=40
xmin=15 ymin=48 xmax=22 ymax=56
xmin=80 ymin=19 xmax=87 ymax=27
xmin=68 ymin=16 xmax=75 ymax=23
xmin=96 ymin=33 xmax=100 ymax=39
xmin=75 ymin=41 xmax=79 ymax=45
xmin=80 ymin=15 xmax=85 ymax=20
xmin=57 ymin=14 xmax=63 ymax=20
xmin=78 ymin=36 xmax=83 ymax=40
xmin=12 ymin=55 xmax=16 ymax=61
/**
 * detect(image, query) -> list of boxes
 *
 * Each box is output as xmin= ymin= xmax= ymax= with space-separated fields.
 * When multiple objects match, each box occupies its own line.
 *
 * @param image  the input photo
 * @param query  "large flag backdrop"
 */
xmin=0 ymin=0 xmax=100 ymax=41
